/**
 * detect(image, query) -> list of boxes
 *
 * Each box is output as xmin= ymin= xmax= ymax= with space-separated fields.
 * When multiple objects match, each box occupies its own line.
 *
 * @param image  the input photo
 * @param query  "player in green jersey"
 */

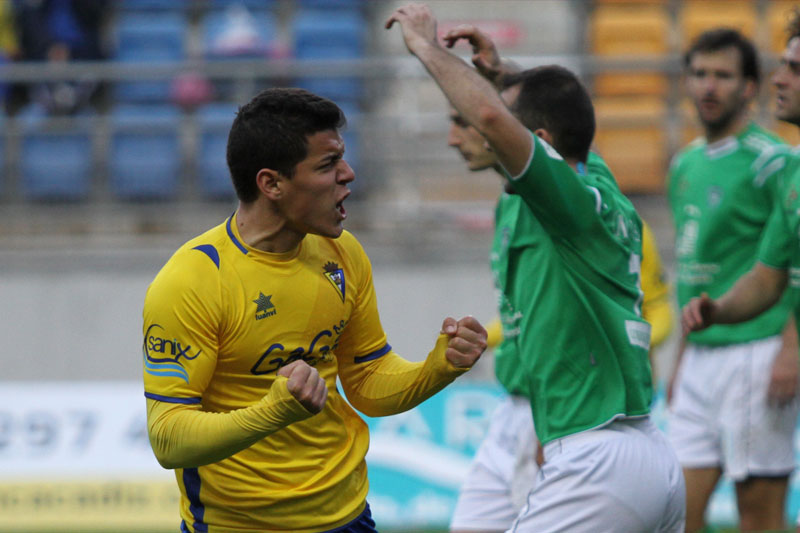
xmin=445 ymin=24 xmax=675 ymax=533
xmin=667 ymin=28 xmax=798 ymax=533
xmin=142 ymin=87 xmax=489 ymax=533
xmin=388 ymin=4 xmax=684 ymax=531
xmin=681 ymin=11 xmax=800 ymax=533
xmin=443 ymin=45 xmax=540 ymax=531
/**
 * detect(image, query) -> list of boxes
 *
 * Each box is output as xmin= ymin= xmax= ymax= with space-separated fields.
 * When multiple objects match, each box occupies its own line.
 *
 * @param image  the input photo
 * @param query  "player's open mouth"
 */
xmin=337 ymin=198 xmax=347 ymax=219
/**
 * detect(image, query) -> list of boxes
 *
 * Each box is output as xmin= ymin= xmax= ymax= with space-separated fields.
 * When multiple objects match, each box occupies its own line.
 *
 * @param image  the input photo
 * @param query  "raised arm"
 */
xmin=442 ymin=24 xmax=521 ymax=89
xmin=386 ymin=4 xmax=532 ymax=175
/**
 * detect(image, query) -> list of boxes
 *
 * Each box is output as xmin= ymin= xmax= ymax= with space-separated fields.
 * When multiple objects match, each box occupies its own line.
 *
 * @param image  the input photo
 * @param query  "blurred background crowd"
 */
xmin=0 ymin=0 xmax=793 ymax=239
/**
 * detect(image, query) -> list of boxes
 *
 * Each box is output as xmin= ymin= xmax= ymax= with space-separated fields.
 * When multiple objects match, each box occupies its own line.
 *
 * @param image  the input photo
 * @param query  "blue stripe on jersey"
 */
xmin=322 ymin=502 xmax=377 ymax=532
xmin=226 ymin=215 xmax=249 ymax=255
xmin=143 ymin=354 xmax=190 ymax=382
xmin=192 ymin=244 xmax=220 ymax=269
xmin=354 ymin=344 xmax=391 ymax=363
xmin=180 ymin=520 xmax=190 ymax=533
xmin=183 ymin=468 xmax=207 ymax=532
xmin=144 ymin=392 xmax=202 ymax=404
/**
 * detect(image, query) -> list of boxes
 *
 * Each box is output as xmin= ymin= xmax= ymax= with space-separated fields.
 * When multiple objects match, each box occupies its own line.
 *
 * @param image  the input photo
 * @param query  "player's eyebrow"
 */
xmin=315 ymin=151 xmax=343 ymax=169
xmin=782 ymin=57 xmax=800 ymax=72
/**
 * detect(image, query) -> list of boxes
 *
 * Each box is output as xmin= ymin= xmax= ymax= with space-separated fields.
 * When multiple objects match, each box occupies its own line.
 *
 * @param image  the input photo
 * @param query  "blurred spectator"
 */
xmin=0 ymin=1 xmax=20 ymax=105
xmin=12 ymin=0 xmax=111 ymax=115
xmin=205 ymin=4 xmax=271 ymax=59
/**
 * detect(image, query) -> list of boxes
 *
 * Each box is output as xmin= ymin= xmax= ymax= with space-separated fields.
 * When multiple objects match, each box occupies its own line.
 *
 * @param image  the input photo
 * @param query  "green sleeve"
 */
xmin=502 ymin=132 xmax=604 ymax=238
xmin=758 ymin=203 xmax=792 ymax=270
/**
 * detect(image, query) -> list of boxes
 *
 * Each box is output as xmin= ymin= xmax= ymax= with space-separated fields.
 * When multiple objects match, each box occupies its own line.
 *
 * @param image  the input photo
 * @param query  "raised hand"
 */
xmin=681 ymin=292 xmax=716 ymax=335
xmin=441 ymin=315 xmax=488 ymax=368
xmin=277 ymin=360 xmax=328 ymax=414
xmin=385 ymin=3 xmax=439 ymax=54
xmin=443 ymin=24 xmax=503 ymax=82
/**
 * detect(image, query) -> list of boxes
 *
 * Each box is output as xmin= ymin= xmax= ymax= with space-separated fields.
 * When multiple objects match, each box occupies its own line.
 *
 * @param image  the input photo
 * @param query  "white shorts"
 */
xmin=668 ymin=336 xmax=798 ymax=481
xmin=450 ymin=395 xmax=539 ymax=531
xmin=508 ymin=417 xmax=685 ymax=533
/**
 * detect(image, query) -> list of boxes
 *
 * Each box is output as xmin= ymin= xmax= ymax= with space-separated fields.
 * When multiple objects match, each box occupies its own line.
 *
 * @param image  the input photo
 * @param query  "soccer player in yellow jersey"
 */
xmin=142 ymin=87 xmax=488 ymax=533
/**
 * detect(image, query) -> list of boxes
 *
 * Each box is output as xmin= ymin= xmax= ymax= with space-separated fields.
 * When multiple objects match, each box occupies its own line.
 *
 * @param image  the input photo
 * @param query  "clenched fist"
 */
xmin=277 ymin=360 xmax=328 ymax=414
xmin=441 ymin=315 xmax=488 ymax=368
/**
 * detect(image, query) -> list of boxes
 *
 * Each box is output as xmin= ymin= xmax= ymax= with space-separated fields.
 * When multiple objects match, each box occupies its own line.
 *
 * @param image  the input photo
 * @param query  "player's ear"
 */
xmin=256 ymin=168 xmax=283 ymax=200
xmin=534 ymin=128 xmax=554 ymax=146
xmin=743 ymin=78 xmax=757 ymax=101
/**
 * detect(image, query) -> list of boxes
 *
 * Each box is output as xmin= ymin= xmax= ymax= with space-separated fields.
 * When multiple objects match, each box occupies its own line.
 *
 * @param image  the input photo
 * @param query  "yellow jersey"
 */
xmin=143 ymin=214 xmax=467 ymax=532
xmin=641 ymin=220 xmax=673 ymax=348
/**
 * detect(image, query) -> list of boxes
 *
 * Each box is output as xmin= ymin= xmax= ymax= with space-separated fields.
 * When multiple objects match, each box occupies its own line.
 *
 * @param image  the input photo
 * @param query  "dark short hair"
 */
xmin=226 ymin=87 xmax=346 ymax=203
xmin=786 ymin=6 xmax=800 ymax=44
xmin=683 ymin=28 xmax=760 ymax=84
xmin=502 ymin=65 xmax=596 ymax=162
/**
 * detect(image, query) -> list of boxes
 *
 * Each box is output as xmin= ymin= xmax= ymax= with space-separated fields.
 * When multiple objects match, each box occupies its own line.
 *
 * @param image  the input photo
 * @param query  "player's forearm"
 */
xmin=713 ymin=263 xmax=787 ymax=323
xmin=781 ymin=314 xmax=798 ymax=351
xmin=489 ymin=57 xmax=522 ymax=90
xmin=147 ymin=378 xmax=312 ymax=469
xmin=340 ymin=334 xmax=469 ymax=417
xmin=412 ymin=41 xmax=508 ymax=142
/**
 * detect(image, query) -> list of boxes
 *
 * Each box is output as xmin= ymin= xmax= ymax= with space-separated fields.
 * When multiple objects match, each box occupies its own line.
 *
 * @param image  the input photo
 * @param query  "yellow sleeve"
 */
xmin=338 ymin=334 xmax=470 ymax=417
xmin=147 ymin=376 xmax=313 ymax=469
xmin=640 ymin=220 xmax=674 ymax=348
xmin=485 ymin=317 xmax=504 ymax=349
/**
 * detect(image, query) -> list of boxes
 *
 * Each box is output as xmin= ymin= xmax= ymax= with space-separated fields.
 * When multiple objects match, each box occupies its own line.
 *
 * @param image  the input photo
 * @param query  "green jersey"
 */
xmin=490 ymin=192 xmax=537 ymax=397
xmin=500 ymin=134 xmax=652 ymax=445
xmin=668 ymin=122 xmax=791 ymax=345
xmin=759 ymin=150 xmax=800 ymax=331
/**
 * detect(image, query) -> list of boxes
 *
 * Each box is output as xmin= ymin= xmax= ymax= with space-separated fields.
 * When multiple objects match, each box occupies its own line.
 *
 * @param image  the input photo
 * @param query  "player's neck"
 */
xmin=235 ymin=201 xmax=305 ymax=254
xmin=565 ymin=158 xmax=583 ymax=173
xmin=704 ymin=112 xmax=750 ymax=144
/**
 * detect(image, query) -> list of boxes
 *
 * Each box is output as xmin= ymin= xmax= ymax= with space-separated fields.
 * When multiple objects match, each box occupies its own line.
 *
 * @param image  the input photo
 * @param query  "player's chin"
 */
xmin=321 ymin=222 xmax=345 ymax=239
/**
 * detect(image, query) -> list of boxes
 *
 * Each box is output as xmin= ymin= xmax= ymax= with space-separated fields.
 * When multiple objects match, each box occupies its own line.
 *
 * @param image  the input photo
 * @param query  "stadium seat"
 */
xmin=202 ymin=6 xmax=277 ymax=59
xmin=589 ymin=2 xmax=671 ymax=97
xmin=117 ymin=0 xmax=190 ymax=11
xmin=209 ymin=0 xmax=277 ymax=9
xmin=680 ymin=0 xmax=757 ymax=44
xmin=292 ymin=8 xmax=366 ymax=104
xmin=296 ymin=0 xmax=364 ymax=8
xmin=114 ymin=12 xmax=187 ymax=103
xmin=109 ymin=105 xmax=181 ymax=200
xmin=593 ymin=96 xmax=668 ymax=194
xmin=18 ymin=107 xmax=93 ymax=201
xmin=196 ymin=103 xmax=238 ymax=200
xmin=772 ymin=119 xmax=800 ymax=146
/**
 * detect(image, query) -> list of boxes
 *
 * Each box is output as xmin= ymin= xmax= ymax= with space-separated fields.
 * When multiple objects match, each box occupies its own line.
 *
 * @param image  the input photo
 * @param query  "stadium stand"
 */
xmin=202 ymin=5 xmax=277 ymax=59
xmin=589 ymin=1 xmax=671 ymax=98
xmin=593 ymin=95 xmax=668 ymax=194
xmin=108 ymin=104 xmax=181 ymax=200
xmin=768 ymin=0 xmax=797 ymax=53
xmin=195 ymin=102 xmax=237 ymax=200
xmin=18 ymin=106 xmax=93 ymax=201
xmin=679 ymin=0 xmax=757 ymax=42
xmin=0 ymin=0 xmax=793 ymax=205
xmin=292 ymin=6 xmax=366 ymax=105
xmin=113 ymin=11 xmax=187 ymax=103
xmin=589 ymin=1 xmax=672 ymax=193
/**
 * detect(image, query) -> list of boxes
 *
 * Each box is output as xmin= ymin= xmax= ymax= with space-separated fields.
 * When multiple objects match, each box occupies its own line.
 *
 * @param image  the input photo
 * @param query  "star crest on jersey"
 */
xmin=253 ymin=292 xmax=277 ymax=320
xmin=323 ymin=261 xmax=346 ymax=302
